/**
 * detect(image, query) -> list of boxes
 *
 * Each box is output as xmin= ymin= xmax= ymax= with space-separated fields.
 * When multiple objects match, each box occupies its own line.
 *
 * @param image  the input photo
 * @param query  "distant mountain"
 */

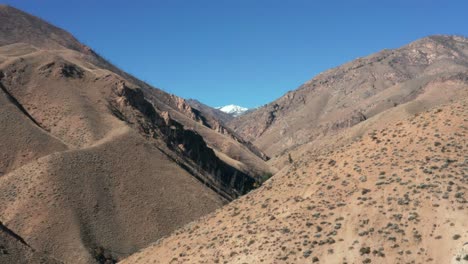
xmin=216 ymin=104 xmax=249 ymax=117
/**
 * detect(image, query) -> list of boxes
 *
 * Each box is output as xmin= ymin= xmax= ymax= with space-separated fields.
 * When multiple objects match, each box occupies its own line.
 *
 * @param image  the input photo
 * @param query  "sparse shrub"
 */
xmin=362 ymin=188 xmax=371 ymax=195
xmin=360 ymin=247 xmax=371 ymax=255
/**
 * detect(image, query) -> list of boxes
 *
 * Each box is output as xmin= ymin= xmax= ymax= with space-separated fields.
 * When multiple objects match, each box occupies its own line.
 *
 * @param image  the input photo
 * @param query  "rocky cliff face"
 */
xmin=109 ymin=80 xmax=257 ymax=199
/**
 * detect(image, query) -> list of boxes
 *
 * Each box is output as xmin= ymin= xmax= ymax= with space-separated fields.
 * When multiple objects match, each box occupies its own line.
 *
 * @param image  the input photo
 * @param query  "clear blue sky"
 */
xmin=5 ymin=0 xmax=468 ymax=108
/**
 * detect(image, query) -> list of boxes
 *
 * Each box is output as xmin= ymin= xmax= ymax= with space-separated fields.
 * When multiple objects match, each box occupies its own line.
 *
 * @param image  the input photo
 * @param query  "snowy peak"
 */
xmin=216 ymin=105 xmax=248 ymax=117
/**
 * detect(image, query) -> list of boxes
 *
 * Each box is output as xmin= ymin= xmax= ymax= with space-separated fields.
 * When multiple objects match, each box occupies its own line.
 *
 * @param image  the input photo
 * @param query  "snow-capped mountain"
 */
xmin=216 ymin=105 xmax=249 ymax=117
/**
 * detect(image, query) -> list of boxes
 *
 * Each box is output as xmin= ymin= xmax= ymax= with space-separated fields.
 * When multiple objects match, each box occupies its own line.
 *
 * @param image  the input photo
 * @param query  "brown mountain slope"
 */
xmin=0 ymin=5 xmax=267 ymax=264
xmin=0 ymin=39 xmax=226 ymax=264
xmin=0 ymin=4 xmax=271 ymax=179
xmin=121 ymin=94 xmax=468 ymax=264
xmin=229 ymin=35 xmax=468 ymax=158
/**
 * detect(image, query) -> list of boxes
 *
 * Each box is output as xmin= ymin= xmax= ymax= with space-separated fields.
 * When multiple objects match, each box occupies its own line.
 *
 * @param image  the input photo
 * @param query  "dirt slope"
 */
xmin=121 ymin=95 xmax=468 ymax=264
xmin=230 ymin=35 xmax=468 ymax=158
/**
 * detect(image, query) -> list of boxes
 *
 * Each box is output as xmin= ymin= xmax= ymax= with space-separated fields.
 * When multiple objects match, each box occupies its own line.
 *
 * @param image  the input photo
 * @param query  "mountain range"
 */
xmin=0 ymin=5 xmax=466 ymax=264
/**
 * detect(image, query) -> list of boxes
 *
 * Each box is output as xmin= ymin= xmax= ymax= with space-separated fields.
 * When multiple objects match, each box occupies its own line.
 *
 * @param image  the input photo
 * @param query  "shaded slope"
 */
xmin=0 ymin=222 xmax=62 ymax=264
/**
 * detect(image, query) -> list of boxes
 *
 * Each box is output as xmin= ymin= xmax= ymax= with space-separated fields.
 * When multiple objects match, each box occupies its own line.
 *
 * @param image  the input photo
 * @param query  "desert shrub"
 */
xmin=360 ymin=247 xmax=371 ymax=255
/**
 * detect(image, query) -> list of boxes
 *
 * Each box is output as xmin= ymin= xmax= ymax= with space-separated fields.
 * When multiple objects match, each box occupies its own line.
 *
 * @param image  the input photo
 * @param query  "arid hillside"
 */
xmin=0 ymin=5 xmax=270 ymax=264
xmin=2 ymin=4 xmax=467 ymax=264
xmin=230 ymin=35 xmax=468 ymax=159
xmin=122 ymin=94 xmax=468 ymax=264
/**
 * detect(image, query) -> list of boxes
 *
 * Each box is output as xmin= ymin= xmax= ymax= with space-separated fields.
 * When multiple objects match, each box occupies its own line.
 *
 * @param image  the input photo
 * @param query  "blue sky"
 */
xmin=5 ymin=0 xmax=468 ymax=108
